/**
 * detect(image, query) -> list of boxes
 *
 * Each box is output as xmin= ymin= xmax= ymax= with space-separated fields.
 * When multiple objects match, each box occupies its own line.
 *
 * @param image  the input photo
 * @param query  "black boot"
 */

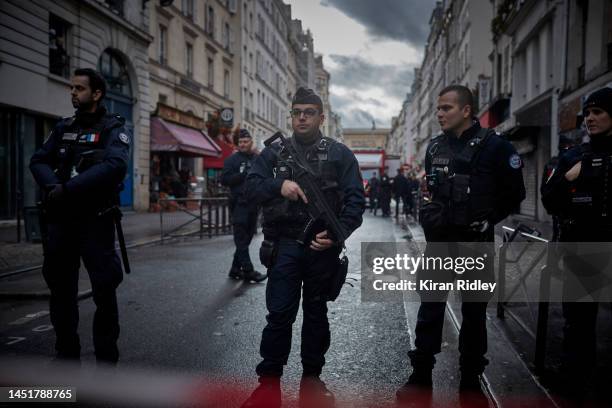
xmin=396 ymin=368 xmax=433 ymax=402
xmin=229 ymin=266 xmax=243 ymax=280
xmin=241 ymin=377 xmax=281 ymax=408
xmin=243 ymin=268 xmax=267 ymax=283
xmin=299 ymin=376 xmax=335 ymax=408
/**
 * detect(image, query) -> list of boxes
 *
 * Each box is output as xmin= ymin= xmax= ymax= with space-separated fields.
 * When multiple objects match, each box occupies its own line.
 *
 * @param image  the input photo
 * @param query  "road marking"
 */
xmin=5 ymin=337 xmax=25 ymax=345
xmin=32 ymin=325 xmax=53 ymax=332
xmin=9 ymin=310 xmax=49 ymax=326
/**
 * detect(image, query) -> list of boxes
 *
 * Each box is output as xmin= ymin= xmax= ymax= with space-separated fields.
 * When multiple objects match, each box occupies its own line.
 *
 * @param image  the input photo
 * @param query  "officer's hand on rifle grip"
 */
xmin=310 ymin=230 xmax=335 ymax=251
xmin=281 ymin=180 xmax=308 ymax=203
xmin=565 ymin=161 xmax=582 ymax=182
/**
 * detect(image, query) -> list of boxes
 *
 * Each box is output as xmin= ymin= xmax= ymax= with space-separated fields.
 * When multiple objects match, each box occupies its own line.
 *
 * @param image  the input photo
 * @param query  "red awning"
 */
xmin=203 ymin=139 xmax=235 ymax=169
xmin=151 ymin=117 xmax=221 ymax=157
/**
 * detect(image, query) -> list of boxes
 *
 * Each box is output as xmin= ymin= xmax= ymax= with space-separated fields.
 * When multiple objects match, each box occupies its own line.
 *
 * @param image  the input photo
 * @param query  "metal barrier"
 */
xmin=158 ymin=197 xmax=231 ymax=243
xmin=497 ymin=223 xmax=554 ymax=371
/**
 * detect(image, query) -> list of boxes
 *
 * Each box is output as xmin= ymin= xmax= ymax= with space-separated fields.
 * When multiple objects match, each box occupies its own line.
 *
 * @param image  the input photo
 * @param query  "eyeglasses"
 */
xmin=290 ymin=108 xmax=319 ymax=118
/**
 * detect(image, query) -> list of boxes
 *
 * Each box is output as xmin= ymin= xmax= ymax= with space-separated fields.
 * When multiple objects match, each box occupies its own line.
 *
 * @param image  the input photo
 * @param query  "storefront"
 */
xmin=150 ymin=115 xmax=221 ymax=207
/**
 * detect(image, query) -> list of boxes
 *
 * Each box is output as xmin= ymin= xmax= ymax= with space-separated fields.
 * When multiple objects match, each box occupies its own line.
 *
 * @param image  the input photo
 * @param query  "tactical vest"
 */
xmin=427 ymin=128 xmax=492 ymax=227
xmin=54 ymin=113 xmax=125 ymax=206
xmin=564 ymin=145 xmax=612 ymax=224
xmin=263 ymin=136 xmax=342 ymax=238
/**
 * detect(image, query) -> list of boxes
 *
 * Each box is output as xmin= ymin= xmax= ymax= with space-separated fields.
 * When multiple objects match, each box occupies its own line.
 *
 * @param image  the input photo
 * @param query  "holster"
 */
xmin=419 ymin=200 xmax=448 ymax=241
xmin=327 ymin=254 xmax=349 ymax=302
xmin=259 ymin=239 xmax=278 ymax=269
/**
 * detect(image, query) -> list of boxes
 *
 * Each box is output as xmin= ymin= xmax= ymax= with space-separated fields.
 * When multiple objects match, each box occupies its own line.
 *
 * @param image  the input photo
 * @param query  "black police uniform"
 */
xmin=246 ymin=132 xmax=365 ymax=377
xmin=221 ymin=150 xmax=259 ymax=275
xmin=411 ymin=119 xmax=525 ymax=376
xmin=30 ymin=106 xmax=130 ymax=363
xmin=541 ymin=137 xmax=612 ymax=377
xmin=392 ymin=173 xmax=409 ymax=215
xmin=368 ymin=176 xmax=380 ymax=213
xmin=379 ymin=173 xmax=392 ymax=216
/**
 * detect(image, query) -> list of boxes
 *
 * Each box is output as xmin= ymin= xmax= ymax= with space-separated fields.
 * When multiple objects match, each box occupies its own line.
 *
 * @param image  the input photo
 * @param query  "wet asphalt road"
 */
xmin=0 ymin=213 xmax=557 ymax=407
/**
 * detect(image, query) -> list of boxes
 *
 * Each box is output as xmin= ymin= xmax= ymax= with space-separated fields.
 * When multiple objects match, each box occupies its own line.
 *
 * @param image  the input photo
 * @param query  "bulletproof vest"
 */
xmin=427 ymin=128 xmax=492 ymax=226
xmin=565 ymin=145 xmax=612 ymax=224
xmin=263 ymin=136 xmax=342 ymax=236
xmin=55 ymin=113 xmax=124 ymax=201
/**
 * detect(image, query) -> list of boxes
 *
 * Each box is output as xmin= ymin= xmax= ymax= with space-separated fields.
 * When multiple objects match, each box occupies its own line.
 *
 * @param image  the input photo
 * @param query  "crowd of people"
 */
xmin=366 ymin=169 xmax=422 ymax=218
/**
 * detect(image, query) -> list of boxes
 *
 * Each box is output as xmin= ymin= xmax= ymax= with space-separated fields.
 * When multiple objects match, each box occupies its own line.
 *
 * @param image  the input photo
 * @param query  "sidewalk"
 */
xmin=392 ymin=205 xmax=612 ymax=407
xmin=0 ymin=210 xmax=209 ymax=298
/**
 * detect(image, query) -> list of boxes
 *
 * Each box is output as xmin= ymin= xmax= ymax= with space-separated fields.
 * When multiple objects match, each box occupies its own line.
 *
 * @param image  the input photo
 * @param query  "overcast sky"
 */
xmin=285 ymin=0 xmax=438 ymax=129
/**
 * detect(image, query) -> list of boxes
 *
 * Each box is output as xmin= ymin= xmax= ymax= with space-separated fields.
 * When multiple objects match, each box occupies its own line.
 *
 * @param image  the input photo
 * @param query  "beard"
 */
xmin=72 ymin=97 xmax=95 ymax=112
xmin=294 ymin=127 xmax=320 ymax=144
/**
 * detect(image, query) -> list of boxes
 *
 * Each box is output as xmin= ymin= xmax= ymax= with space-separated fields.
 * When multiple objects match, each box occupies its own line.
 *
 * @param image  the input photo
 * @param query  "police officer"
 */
xmin=379 ymin=171 xmax=392 ymax=217
xmin=240 ymin=88 xmax=365 ymax=408
xmin=221 ymin=129 xmax=266 ymax=282
xmin=541 ymin=87 xmax=612 ymax=396
xmin=393 ymin=168 xmax=409 ymax=216
xmin=29 ymin=68 xmax=130 ymax=364
xmin=541 ymin=134 xmax=577 ymax=242
xmin=397 ymin=85 xmax=525 ymax=400
xmin=368 ymin=172 xmax=380 ymax=214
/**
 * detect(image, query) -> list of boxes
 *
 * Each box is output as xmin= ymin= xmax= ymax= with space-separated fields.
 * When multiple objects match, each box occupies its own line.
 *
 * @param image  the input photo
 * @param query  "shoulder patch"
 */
xmin=509 ymin=153 xmax=522 ymax=169
xmin=118 ymin=132 xmax=130 ymax=145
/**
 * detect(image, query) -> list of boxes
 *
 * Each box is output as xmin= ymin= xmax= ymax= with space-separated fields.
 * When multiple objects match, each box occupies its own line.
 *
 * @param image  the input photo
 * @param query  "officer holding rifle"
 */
xmin=241 ymin=87 xmax=365 ymax=408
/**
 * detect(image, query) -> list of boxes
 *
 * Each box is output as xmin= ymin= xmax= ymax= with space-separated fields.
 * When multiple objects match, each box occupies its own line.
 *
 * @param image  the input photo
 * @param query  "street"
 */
xmin=0 ymin=213 xmax=571 ymax=407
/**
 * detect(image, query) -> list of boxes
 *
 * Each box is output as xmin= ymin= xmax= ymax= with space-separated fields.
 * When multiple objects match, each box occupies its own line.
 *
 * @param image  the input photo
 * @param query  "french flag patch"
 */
xmin=82 ymin=133 xmax=99 ymax=143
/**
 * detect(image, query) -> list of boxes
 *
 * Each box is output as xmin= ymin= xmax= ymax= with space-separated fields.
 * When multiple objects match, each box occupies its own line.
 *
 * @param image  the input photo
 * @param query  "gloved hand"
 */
xmin=47 ymin=184 xmax=65 ymax=202
xmin=469 ymin=219 xmax=489 ymax=233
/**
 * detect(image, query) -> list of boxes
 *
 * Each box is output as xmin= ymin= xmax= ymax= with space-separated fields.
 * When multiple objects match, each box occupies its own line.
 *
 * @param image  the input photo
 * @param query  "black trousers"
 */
xmin=409 ymin=240 xmax=494 ymax=375
xmin=256 ymin=238 xmax=340 ymax=377
xmin=42 ymin=215 xmax=123 ymax=362
xmin=231 ymin=201 xmax=258 ymax=271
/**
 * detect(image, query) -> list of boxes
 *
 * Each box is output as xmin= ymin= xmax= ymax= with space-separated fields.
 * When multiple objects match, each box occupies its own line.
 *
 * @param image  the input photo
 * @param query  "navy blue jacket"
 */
xmin=246 ymin=136 xmax=366 ymax=238
xmin=425 ymin=121 xmax=526 ymax=225
xmin=221 ymin=150 xmax=256 ymax=201
xmin=30 ymin=107 xmax=130 ymax=211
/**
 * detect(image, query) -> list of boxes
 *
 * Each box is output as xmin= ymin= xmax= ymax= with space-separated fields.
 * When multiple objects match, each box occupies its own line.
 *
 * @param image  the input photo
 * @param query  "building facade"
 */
xmin=0 ymin=0 xmax=152 ymax=218
xmin=409 ymin=0 xmax=494 ymax=168
xmin=250 ymin=0 xmax=291 ymax=148
xmin=148 ymin=0 xmax=240 ymax=203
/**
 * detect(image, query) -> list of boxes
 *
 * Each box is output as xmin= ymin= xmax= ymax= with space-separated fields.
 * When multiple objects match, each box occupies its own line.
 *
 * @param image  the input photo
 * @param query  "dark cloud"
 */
xmin=330 ymin=91 xmax=386 ymax=109
xmin=338 ymin=108 xmax=377 ymax=128
xmin=328 ymin=54 xmax=414 ymax=100
xmin=320 ymin=0 xmax=437 ymax=47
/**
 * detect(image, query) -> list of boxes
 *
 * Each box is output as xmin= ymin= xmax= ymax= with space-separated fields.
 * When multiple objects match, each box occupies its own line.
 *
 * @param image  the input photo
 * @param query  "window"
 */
xmin=223 ymin=22 xmax=230 ymax=50
xmin=249 ymin=52 xmax=254 ymax=75
xmin=98 ymin=49 xmax=132 ymax=97
xmin=208 ymin=57 xmax=214 ymax=87
xmin=256 ymin=51 xmax=262 ymax=77
xmin=206 ymin=6 xmax=215 ymax=37
xmin=158 ymin=25 xmax=167 ymax=65
xmin=49 ymin=14 xmax=71 ymax=77
xmin=186 ymin=43 xmax=193 ymax=77
xmin=257 ymin=14 xmax=264 ymax=39
xmin=182 ymin=0 xmax=194 ymax=18
xmin=224 ymin=70 xmax=230 ymax=98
